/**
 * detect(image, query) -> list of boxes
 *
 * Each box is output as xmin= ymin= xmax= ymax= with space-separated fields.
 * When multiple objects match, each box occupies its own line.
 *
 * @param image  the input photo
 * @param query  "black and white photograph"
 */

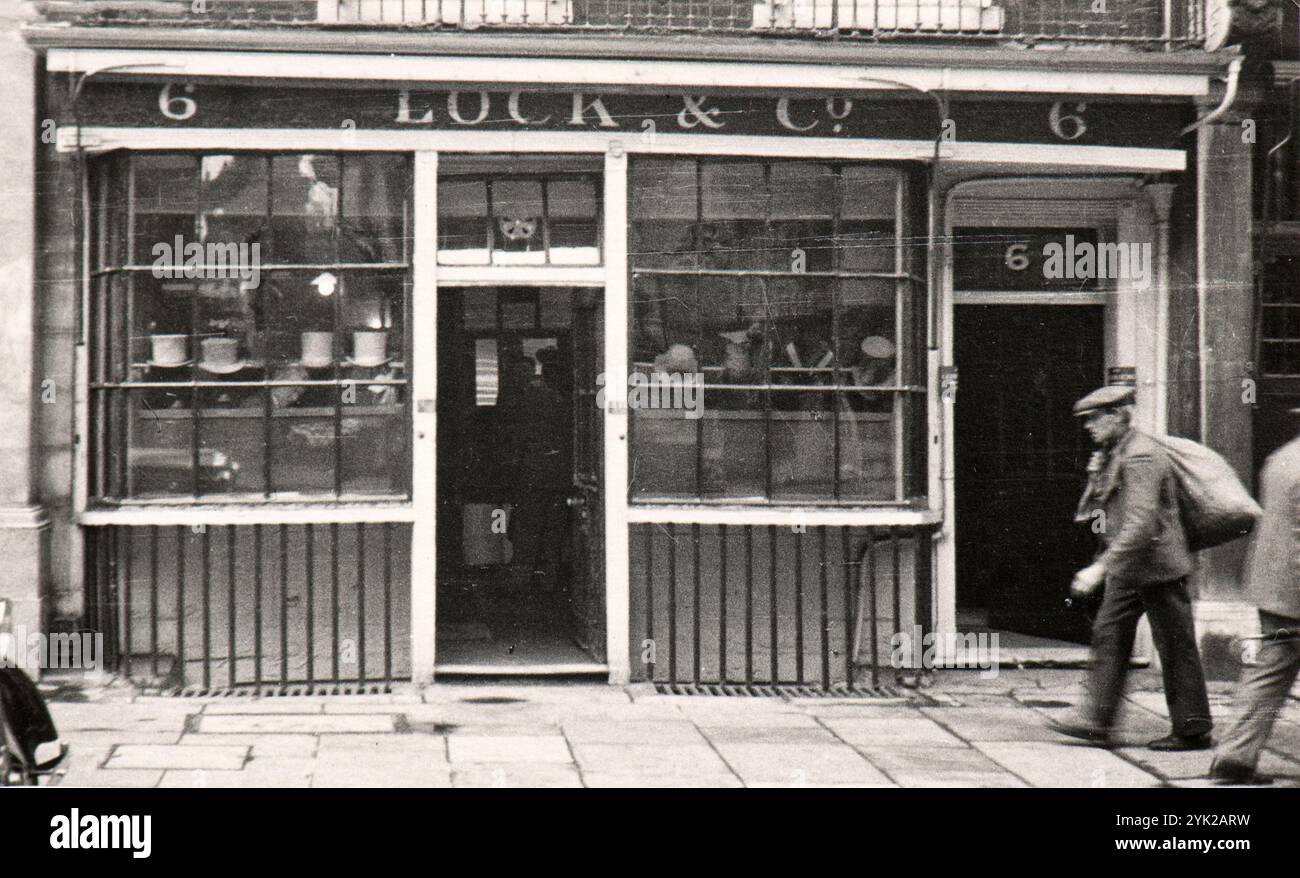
xmin=0 ymin=0 xmax=1298 ymax=859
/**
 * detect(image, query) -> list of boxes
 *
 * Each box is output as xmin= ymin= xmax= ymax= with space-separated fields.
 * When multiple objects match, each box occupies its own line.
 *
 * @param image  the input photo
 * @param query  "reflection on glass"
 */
xmin=438 ymin=180 xmax=489 ymax=264
xmin=133 ymin=155 xmax=197 ymax=265
xmin=475 ymin=338 xmax=499 ymax=406
xmin=271 ymin=154 xmax=339 ymax=264
xmin=199 ymin=156 xmax=268 ymax=249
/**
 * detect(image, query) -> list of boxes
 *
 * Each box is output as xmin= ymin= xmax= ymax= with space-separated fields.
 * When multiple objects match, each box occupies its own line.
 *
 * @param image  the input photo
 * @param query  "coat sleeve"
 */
xmin=1288 ymin=476 xmax=1300 ymax=589
xmin=1099 ymin=451 xmax=1163 ymax=577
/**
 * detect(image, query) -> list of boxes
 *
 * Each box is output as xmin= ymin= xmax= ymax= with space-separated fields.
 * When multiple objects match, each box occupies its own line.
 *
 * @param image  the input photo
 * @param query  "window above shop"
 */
xmin=89 ymin=152 xmax=414 ymax=503
xmin=627 ymin=158 xmax=928 ymax=505
xmin=438 ymin=157 xmax=602 ymax=266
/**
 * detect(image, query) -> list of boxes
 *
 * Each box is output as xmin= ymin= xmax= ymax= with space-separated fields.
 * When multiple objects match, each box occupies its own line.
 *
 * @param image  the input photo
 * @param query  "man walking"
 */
xmin=1050 ymin=385 xmax=1214 ymax=750
xmin=1209 ymin=423 xmax=1300 ymax=784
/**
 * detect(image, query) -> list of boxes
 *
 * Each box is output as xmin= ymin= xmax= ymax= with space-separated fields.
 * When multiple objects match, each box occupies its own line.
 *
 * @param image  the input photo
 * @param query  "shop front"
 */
xmin=42 ymin=56 xmax=1213 ymax=689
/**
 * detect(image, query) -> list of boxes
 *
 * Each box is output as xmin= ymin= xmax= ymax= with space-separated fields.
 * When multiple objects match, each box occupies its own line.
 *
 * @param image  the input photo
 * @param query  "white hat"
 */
xmin=199 ymin=337 xmax=244 ymax=374
xmin=861 ymin=336 xmax=896 ymax=359
xmin=300 ymin=331 xmax=334 ymax=368
xmin=653 ymin=343 xmax=698 ymax=374
xmin=350 ymin=331 xmax=389 ymax=367
xmin=149 ymin=334 xmax=189 ymax=368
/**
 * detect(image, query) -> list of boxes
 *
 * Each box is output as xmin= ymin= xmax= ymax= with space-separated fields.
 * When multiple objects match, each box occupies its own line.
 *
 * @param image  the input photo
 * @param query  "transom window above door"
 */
xmin=437 ymin=155 xmax=602 ymax=266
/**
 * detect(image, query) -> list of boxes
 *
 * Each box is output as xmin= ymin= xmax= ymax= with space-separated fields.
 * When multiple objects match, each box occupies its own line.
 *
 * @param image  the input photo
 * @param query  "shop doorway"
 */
xmin=953 ymin=304 xmax=1104 ymax=645
xmin=435 ymin=286 xmax=606 ymax=670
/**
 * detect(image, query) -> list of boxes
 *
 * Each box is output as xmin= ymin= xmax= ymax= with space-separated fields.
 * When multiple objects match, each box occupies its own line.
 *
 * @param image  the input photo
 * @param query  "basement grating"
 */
xmin=146 ymin=682 xmax=396 ymax=698
xmin=652 ymin=682 xmax=927 ymax=700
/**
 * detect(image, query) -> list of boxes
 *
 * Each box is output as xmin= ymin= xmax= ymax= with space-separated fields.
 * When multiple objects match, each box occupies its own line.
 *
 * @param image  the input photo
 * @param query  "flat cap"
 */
xmin=1073 ymin=384 xmax=1135 ymax=416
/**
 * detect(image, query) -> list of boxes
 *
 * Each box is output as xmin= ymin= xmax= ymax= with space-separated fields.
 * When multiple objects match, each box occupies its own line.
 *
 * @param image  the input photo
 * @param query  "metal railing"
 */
xmin=630 ymin=522 xmax=935 ymax=688
xmin=318 ymin=0 xmax=1205 ymax=46
xmin=86 ymin=523 xmax=412 ymax=691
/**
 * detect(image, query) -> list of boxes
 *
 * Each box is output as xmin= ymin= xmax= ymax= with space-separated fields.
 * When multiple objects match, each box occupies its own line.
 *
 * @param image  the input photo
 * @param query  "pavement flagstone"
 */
xmin=31 ymin=667 xmax=1300 ymax=788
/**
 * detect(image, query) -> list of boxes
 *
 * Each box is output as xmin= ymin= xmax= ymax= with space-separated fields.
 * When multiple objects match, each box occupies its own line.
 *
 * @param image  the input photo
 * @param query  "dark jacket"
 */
xmin=1091 ymin=429 xmax=1193 ymax=585
xmin=1242 ymin=436 xmax=1300 ymax=621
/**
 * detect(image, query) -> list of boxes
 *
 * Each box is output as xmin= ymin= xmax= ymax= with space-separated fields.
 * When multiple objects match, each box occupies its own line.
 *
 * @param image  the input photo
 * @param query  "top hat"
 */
xmin=861 ymin=336 xmax=896 ymax=359
xmin=653 ymin=344 xmax=699 ymax=374
xmin=300 ymin=331 xmax=334 ymax=369
xmin=149 ymin=334 xmax=189 ymax=368
xmin=349 ymin=331 xmax=389 ymax=367
xmin=199 ymin=337 xmax=245 ymax=374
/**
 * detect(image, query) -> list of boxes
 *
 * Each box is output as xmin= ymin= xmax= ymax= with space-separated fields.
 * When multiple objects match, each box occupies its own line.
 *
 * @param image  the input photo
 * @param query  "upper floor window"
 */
xmin=89 ymin=152 xmax=413 ymax=502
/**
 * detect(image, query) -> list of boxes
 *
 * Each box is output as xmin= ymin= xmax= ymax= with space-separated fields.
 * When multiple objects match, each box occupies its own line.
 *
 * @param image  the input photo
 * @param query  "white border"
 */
xmin=59 ymin=127 xmax=1187 ymax=173
xmin=46 ymin=48 xmax=1213 ymax=97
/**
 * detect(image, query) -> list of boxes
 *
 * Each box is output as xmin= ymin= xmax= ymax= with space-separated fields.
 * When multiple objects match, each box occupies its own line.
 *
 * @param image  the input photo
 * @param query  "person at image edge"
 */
xmin=1209 ymin=413 xmax=1300 ymax=785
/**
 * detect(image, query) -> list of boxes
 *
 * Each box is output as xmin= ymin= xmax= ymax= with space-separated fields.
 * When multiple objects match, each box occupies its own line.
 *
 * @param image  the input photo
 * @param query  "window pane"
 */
xmin=199 ymin=156 xmax=268 ymax=250
xmin=699 ymin=162 xmax=765 ymax=271
xmin=124 ymin=388 xmax=195 ymax=497
xmin=463 ymin=288 xmax=497 ymax=331
xmin=771 ymin=394 xmax=835 ymax=501
xmin=547 ymin=179 xmax=599 ymax=264
xmin=271 ymin=154 xmax=339 ymax=265
xmin=198 ymin=404 xmax=266 ymax=496
xmin=630 ymin=159 xmax=697 ymax=269
xmin=271 ymin=407 xmax=338 ymax=494
xmin=342 ymin=154 xmax=409 ymax=264
xmin=133 ymin=155 xmax=197 ymax=266
xmin=631 ymin=406 xmax=700 ymax=498
xmin=700 ymin=392 xmax=765 ymax=498
xmin=438 ymin=180 xmax=489 ymax=264
xmin=766 ymin=163 xmax=834 ymax=272
xmin=342 ymin=272 xmax=407 ymax=366
xmin=341 ymin=390 xmax=409 ymax=495
xmin=839 ymin=405 xmax=896 ymax=501
xmin=491 ymin=179 xmax=545 ymax=261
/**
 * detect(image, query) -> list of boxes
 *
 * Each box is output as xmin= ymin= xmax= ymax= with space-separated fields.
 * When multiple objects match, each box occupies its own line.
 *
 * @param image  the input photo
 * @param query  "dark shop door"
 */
xmin=953 ymin=305 xmax=1104 ymax=644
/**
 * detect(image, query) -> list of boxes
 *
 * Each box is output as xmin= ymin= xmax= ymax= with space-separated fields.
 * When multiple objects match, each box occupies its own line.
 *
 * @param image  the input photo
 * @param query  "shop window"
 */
xmin=1261 ymin=255 xmax=1300 ymax=377
xmin=438 ymin=171 xmax=601 ymax=265
xmin=89 ymin=152 xmax=413 ymax=501
xmin=628 ymin=159 xmax=927 ymax=503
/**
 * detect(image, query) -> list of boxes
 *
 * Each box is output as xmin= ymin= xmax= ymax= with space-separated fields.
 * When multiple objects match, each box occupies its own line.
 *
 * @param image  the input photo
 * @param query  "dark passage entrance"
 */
xmin=435 ymin=286 xmax=605 ymax=669
xmin=953 ymin=304 xmax=1104 ymax=644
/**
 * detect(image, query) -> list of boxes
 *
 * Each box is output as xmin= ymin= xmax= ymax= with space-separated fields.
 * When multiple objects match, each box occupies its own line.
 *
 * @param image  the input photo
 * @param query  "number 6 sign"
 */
xmin=158 ymin=83 xmax=197 ymax=121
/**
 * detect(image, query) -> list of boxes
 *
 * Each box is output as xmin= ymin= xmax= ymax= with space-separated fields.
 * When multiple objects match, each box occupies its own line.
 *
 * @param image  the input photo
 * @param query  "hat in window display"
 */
xmin=300 ymin=331 xmax=334 ymax=368
xmin=652 ymin=344 xmax=698 ymax=375
xmin=860 ymin=336 xmax=896 ymax=359
xmin=348 ymin=330 xmax=390 ymax=367
xmin=198 ymin=337 xmax=245 ymax=374
xmin=149 ymin=334 xmax=190 ymax=368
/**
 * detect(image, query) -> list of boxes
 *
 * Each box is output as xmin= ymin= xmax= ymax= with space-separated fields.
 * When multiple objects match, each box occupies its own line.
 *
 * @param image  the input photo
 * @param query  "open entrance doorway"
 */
xmin=435 ymin=286 xmax=606 ymax=671
xmin=953 ymin=304 xmax=1105 ymax=647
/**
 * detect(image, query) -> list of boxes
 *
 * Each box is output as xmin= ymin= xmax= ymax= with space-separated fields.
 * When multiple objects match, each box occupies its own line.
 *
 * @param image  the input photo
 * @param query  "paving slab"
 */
xmin=451 ymin=765 xmax=584 ymax=788
xmin=582 ymin=772 xmax=744 ymax=788
xmin=858 ymin=745 xmax=1010 ymax=776
xmin=890 ymin=773 xmax=1029 ymax=788
xmin=312 ymin=764 xmax=453 ymax=788
xmin=448 ymin=735 xmax=573 ymax=764
xmin=920 ymin=707 xmax=1064 ymax=743
xmin=197 ymin=713 xmax=396 ymax=734
xmin=62 ymin=730 xmax=185 ymax=748
xmin=712 ymin=742 xmax=893 ymax=786
xmin=698 ymin=725 xmax=841 ymax=745
xmin=61 ymin=769 xmax=164 ymax=788
xmin=315 ymin=734 xmax=447 ymax=758
xmin=570 ymin=743 xmax=731 ymax=778
xmin=178 ymin=733 xmax=318 ymax=758
xmin=1113 ymin=747 xmax=1213 ymax=781
xmin=973 ymin=741 xmax=1164 ymax=788
xmin=105 ymin=744 xmax=249 ymax=771
xmin=561 ymin=719 xmax=706 ymax=745
xmin=819 ymin=716 xmax=968 ymax=748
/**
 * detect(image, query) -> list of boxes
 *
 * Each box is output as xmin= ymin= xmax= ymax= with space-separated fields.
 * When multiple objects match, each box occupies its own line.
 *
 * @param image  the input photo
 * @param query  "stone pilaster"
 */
xmin=0 ymin=0 xmax=49 ymax=660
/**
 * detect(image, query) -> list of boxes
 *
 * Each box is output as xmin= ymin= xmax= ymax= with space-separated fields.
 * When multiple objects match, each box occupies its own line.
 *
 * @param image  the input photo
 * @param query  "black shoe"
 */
xmin=1049 ymin=718 xmax=1113 ymax=747
xmin=1210 ymin=759 xmax=1272 ymax=785
xmin=1148 ymin=733 xmax=1213 ymax=752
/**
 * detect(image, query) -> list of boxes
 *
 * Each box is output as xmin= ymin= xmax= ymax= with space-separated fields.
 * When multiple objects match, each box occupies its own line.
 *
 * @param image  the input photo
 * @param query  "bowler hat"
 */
xmin=1073 ymin=384 xmax=1135 ymax=416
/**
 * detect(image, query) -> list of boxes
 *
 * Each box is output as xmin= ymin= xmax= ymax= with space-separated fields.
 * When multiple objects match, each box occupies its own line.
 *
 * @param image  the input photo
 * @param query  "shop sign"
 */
xmin=76 ymin=82 xmax=1192 ymax=149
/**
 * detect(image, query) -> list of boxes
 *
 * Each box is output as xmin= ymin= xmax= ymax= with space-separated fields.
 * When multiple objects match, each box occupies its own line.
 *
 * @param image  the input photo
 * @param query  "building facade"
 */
xmin=1 ymin=0 xmax=1292 ymax=690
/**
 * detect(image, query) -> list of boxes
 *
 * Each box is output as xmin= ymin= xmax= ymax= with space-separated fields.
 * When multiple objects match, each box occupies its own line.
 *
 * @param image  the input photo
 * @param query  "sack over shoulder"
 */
xmin=1145 ymin=433 xmax=1262 ymax=552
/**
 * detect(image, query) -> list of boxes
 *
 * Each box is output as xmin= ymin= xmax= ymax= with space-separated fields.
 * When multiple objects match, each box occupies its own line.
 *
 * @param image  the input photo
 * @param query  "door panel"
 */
xmin=568 ymin=292 xmax=606 ymax=661
xmin=954 ymin=305 xmax=1104 ymax=643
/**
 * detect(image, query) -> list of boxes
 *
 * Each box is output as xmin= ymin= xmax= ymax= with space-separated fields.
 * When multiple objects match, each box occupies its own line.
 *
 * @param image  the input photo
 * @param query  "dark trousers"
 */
xmin=1083 ymin=577 xmax=1212 ymax=738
